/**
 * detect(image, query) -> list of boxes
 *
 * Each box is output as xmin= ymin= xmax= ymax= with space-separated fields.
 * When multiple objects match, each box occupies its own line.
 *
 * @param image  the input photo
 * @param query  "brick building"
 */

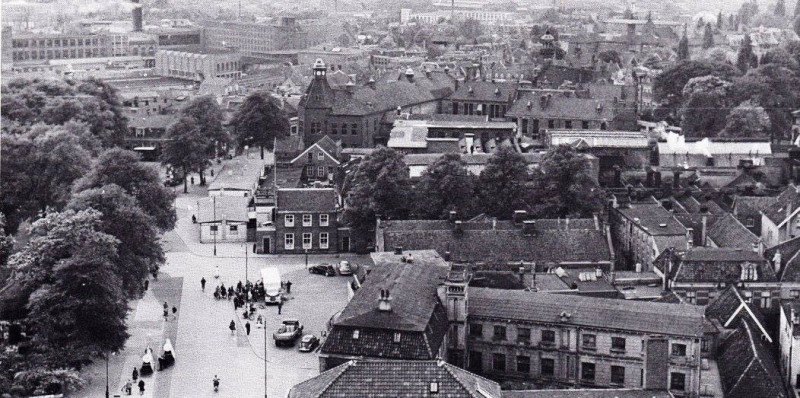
xmin=446 ymin=80 xmax=517 ymax=120
xmin=610 ymin=202 xmax=691 ymax=272
xmin=268 ymin=188 xmax=339 ymax=254
xmin=288 ymin=135 xmax=342 ymax=184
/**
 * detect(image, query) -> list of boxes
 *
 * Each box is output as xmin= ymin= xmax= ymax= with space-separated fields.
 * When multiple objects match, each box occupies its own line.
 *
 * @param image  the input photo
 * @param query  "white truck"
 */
xmin=261 ymin=267 xmax=283 ymax=305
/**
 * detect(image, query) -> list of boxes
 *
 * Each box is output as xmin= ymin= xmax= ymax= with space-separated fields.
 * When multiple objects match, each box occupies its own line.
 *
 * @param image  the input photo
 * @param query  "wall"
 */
xmin=274 ymin=211 xmax=338 ymax=254
xmin=200 ymin=221 xmax=247 ymax=243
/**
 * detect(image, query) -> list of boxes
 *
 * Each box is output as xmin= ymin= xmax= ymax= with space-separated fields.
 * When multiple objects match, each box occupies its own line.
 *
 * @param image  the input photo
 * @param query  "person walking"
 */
xmin=132 ymin=367 xmax=139 ymax=381
xmin=245 ymin=321 xmax=251 ymax=336
xmin=163 ymin=307 xmax=169 ymax=322
xmin=144 ymin=279 xmax=149 ymax=291
xmin=172 ymin=306 xmax=177 ymax=320
xmin=229 ymin=320 xmax=236 ymax=335
xmin=138 ymin=379 xmax=145 ymax=395
xmin=286 ymin=280 xmax=292 ymax=294
xmin=277 ymin=299 xmax=283 ymax=315
xmin=201 ymin=277 xmax=206 ymax=291
xmin=122 ymin=379 xmax=133 ymax=395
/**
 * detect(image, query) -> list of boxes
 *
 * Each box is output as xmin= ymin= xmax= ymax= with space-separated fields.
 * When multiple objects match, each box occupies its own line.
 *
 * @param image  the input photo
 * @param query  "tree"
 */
xmin=476 ymin=148 xmax=531 ymax=219
xmin=720 ymin=100 xmax=771 ymax=138
xmin=458 ymin=18 xmax=483 ymax=42
xmin=736 ymin=34 xmax=758 ymax=72
xmin=731 ymin=64 xmax=800 ymax=141
xmin=160 ymin=116 xmax=211 ymax=194
xmin=412 ymin=153 xmax=476 ymax=220
xmin=776 ymin=0 xmax=787 ymax=16
xmin=717 ymin=12 xmax=724 ymax=29
xmin=230 ymin=91 xmax=289 ymax=159
xmin=67 ymin=185 xmax=164 ymax=299
xmin=796 ymin=0 xmax=800 ymax=17
xmin=178 ymin=96 xmax=227 ymax=184
xmin=677 ymin=28 xmax=690 ymax=61
xmin=343 ymin=147 xmax=411 ymax=233
xmin=702 ymin=23 xmax=715 ymax=49
xmin=653 ymin=60 xmax=740 ymax=119
xmin=0 ymin=213 xmax=14 ymax=267
xmin=527 ymin=146 xmax=605 ymax=218
xmin=760 ymin=47 xmax=800 ymax=70
xmin=73 ymin=148 xmax=176 ymax=231
xmin=598 ymin=50 xmax=621 ymax=65
xmin=679 ymin=75 xmax=734 ymax=136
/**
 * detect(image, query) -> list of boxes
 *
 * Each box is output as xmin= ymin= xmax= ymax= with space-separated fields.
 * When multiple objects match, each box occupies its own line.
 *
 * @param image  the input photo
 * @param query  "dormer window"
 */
xmin=352 ymin=329 xmax=360 ymax=339
xmin=393 ymin=332 xmax=401 ymax=343
xmin=741 ymin=263 xmax=757 ymax=281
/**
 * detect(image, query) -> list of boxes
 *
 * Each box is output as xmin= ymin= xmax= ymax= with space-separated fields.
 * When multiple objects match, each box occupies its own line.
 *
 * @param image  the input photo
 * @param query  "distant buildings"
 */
xmin=200 ymin=18 xmax=310 ymax=56
xmin=154 ymin=49 xmax=241 ymax=82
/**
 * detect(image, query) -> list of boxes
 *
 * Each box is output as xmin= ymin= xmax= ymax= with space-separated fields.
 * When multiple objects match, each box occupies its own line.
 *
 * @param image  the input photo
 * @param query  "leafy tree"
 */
xmin=0 ymin=128 xmax=92 ymax=233
xmin=720 ymin=100 xmax=771 ymax=138
xmin=160 ymin=116 xmax=209 ymax=194
xmin=795 ymin=15 xmax=800 ymax=35
xmin=653 ymin=60 xmax=740 ymax=119
xmin=527 ymin=146 xmax=605 ymax=218
xmin=230 ymin=91 xmax=289 ymax=159
xmin=760 ymin=47 xmax=800 ymax=70
xmin=776 ymin=0 xmax=787 ymax=16
xmin=736 ymin=34 xmax=758 ymax=72
xmin=67 ymin=185 xmax=164 ymax=298
xmin=73 ymin=148 xmax=176 ymax=231
xmin=677 ymin=28 xmax=690 ymax=60
xmin=412 ymin=153 xmax=476 ymax=219
xmin=702 ymin=23 xmax=715 ymax=49
xmin=0 ymin=213 xmax=14 ymax=267
xmin=178 ymin=96 xmax=227 ymax=184
xmin=739 ymin=1 xmax=759 ymax=25
xmin=476 ymin=148 xmax=531 ymax=219
xmin=679 ymin=75 xmax=734 ymax=136
xmin=717 ymin=12 xmax=724 ymax=29
xmin=796 ymin=0 xmax=800 ymax=17
xmin=731 ymin=64 xmax=800 ymax=140
xmin=343 ymin=147 xmax=411 ymax=233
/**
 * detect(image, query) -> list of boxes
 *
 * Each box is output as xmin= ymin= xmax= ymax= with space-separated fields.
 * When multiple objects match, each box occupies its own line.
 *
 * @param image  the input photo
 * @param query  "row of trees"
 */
xmin=342 ymin=146 xmax=605 ymax=235
xmin=654 ymin=41 xmax=800 ymax=140
xmin=0 ymin=78 xmax=177 ymax=395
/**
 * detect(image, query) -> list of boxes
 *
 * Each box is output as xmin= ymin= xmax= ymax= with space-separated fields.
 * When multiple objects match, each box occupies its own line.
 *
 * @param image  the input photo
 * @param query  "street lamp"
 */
xmin=245 ymin=243 xmax=249 ymax=284
xmin=264 ymin=324 xmax=268 ymax=398
xmin=105 ymin=352 xmax=109 ymax=398
xmin=213 ymin=196 xmax=217 ymax=256
xmin=305 ymin=249 xmax=309 ymax=270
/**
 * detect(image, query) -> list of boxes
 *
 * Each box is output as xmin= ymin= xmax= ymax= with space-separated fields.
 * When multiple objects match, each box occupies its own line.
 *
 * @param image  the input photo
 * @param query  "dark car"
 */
xmin=273 ymin=319 xmax=304 ymax=347
xmin=309 ymin=264 xmax=336 ymax=277
xmin=298 ymin=334 xmax=320 ymax=352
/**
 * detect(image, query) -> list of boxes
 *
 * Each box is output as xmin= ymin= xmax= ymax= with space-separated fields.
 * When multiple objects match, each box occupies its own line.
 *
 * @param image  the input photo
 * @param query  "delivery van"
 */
xmin=261 ymin=267 xmax=283 ymax=304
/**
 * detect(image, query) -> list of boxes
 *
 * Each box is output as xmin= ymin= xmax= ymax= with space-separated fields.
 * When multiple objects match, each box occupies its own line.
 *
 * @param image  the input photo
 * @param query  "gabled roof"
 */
xmin=616 ymin=203 xmax=688 ymax=236
xmin=289 ymin=135 xmax=341 ymax=165
xmin=507 ymin=91 xmax=616 ymax=120
xmin=504 ymin=389 xmax=673 ymax=398
xmin=657 ymin=247 xmax=775 ymax=284
xmin=733 ymin=195 xmax=777 ymax=216
xmin=762 ymin=185 xmax=800 ymax=225
xmin=276 ymin=188 xmax=337 ymax=212
xmin=288 ymin=360 xmax=502 ymax=398
xmin=717 ymin=321 xmax=787 ymax=398
xmin=764 ymin=235 xmax=800 ymax=282
xmin=705 ymin=285 xmax=771 ymax=342
xmin=450 ymin=80 xmax=516 ymax=103
xmin=196 ymin=196 xmax=250 ymax=223
xmin=707 ymin=213 xmax=760 ymax=250
xmin=469 ymin=288 xmax=707 ymax=337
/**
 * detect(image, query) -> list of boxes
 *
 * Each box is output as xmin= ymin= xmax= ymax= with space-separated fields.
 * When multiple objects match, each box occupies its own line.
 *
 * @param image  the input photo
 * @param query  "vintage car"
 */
xmin=273 ymin=319 xmax=304 ymax=347
xmin=309 ymin=264 xmax=337 ymax=277
xmin=298 ymin=334 xmax=320 ymax=352
xmin=338 ymin=261 xmax=353 ymax=276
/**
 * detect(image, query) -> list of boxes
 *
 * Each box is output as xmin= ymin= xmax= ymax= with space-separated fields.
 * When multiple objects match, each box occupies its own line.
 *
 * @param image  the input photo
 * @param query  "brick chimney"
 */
xmin=378 ymin=289 xmax=392 ymax=312
xmin=454 ymin=220 xmax=463 ymax=234
xmin=513 ymin=210 xmax=528 ymax=225
xmin=449 ymin=210 xmax=458 ymax=222
xmin=522 ymin=220 xmax=536 ymax=235
xmin=672 ymin=170 xmax=681 ymax=189
xmin=404 ymin=68 xmax=415 ymax=83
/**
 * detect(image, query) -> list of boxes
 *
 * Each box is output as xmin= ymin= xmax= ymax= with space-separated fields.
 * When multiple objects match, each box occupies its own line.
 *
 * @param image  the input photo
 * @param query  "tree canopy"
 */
xmin=343 ymin=147 xmax=411 ymax=232
xmin=679 ymin=75 xmax=734 ymax=137
xmin=477 ymin=148 xmax=531 ymax=219
xmin=653 ymin=60 xmax=740 ymax=119
xmin=230 ymin=91 xmax=289 ymax=159
xmin=412 ymin=153 xmax=476 ymax=220
xmin=720 ymin=100 xmax=771 ymax=138
xmin=161 ymin=116 xmax=210 ymax=193
xmin=736 ymin=34 xmax=758 ymax=72
xmin=527 ymin=146 xmax=605 ymax=218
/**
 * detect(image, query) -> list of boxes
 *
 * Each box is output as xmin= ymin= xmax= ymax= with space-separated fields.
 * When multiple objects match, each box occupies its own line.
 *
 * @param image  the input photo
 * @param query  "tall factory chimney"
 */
xmin=132 ymin=0 xmax=143 ymax=32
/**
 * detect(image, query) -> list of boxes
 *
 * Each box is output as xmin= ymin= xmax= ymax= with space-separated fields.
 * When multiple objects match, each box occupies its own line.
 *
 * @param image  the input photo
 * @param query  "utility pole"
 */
xmin=213 ymin=196 xmax=217 ymax=256
xmin=105 ymin=353 xmax=109 ymax=398
xmin=264 ymin=325 xmax=268 ymax=398
xmin=245 ymin=243 xmax=249 ymax=283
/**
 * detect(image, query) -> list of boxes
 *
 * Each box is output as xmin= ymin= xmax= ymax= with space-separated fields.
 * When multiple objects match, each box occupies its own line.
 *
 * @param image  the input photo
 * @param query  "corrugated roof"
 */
xmin=469 ymin=288 xmax=706 ymax=337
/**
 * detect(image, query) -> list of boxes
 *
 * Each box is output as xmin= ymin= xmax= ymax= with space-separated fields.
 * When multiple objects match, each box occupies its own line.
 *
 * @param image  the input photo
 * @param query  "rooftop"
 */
xmin=617 ymin=203 xmax=688 ymax=236
xmin=196 ymin=196 xmax=250 ymax=223
xmin=504 ymin=389 xmax=674 ymax=398
xmin=276 ymin=188 xmax=337 ymax=212
xmin=547 ymin=130 xmax=649 ymax=149
xmin=717 ymin=321 xmax=787 ymax=398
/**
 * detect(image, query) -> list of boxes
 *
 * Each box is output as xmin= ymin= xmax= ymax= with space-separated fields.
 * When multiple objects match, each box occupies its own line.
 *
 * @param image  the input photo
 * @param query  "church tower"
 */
xmin=300 ymin=58 xmax=334 ymax=144
xmin=444 ymin=263 xmax=470 ymax=367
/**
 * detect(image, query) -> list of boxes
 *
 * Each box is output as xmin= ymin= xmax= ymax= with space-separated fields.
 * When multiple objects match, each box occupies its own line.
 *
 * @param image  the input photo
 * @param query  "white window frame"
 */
xmin=320 ymin=214 xmax=329 ymax=227
xmin=302 ymin=233 xmax=312 ymax=249
xmin=320 ymin=232 xmax=329 ymax=249
xmin=302 ymin=214 xmax=312 ymax=227
xmin=284 ymin=233 xmax=294 ymax=250
xmin=317 ymin=151 xmax=324 ymax=161
xmin=285 ymin=214 xmax=294 ymax=227
xmin=229 ymin=225 xmax=238 ymax=235
xmin=317 ymin=166 xmax=325 ymax=177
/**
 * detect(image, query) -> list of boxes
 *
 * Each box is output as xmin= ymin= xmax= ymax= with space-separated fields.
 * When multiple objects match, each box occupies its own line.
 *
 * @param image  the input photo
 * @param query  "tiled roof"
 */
xmin=705 ymin=286 xmax=769 ymax=341
xmin=507 ymin=91 xmax=616 ymax=120
xmin=275 ymin=134 xmax=304 ymax=155
xmin=717 ymin=321 xmax=787 ymax=398
xmin=469 ymin=288 xmax=706 ymax=337
xmin=660 ymin=247 xmax=775 ymax=283
xmin=764 ymin=235 xmax=800 ymax=282
xmin=707 ymin=213 xmax=760 ymax=250
xmin=379 ymin=218 xmax=597 ymax=232
xmin=196 ymin=196 xmax=250 ymax=223
xmin=276 ymin=188 xmax=337 ymax=212
xmin=370 ymin=250 xmax=449 ymax=269
xmin=450 ymin=80 xmax=516 ymax=103
xmin=733 ymin=195 xmax=777 ymax=216
xmin=617 ymin=204 xmax=688 ymax=236
xmin=126 ymin=113 xmax=177 ymax=129
xmin=381 ymin=225 xmax=612 ymax=266
xmin=503 ymin=389 xmax=673 ymax=398
xmin=288 ymin=360 xmax=502 ymax=398
xmin=763 ymin=185 xmax=800 ymax=225
xmin=547 ymin=130 xmax=649 ymax=149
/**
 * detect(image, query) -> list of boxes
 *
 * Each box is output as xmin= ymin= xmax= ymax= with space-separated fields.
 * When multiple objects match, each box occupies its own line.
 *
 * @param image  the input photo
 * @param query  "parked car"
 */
xmin=273 ymin=319 xmax=304 ymax=347
xmin=338 ymin=261 xmax=353 ymax=276
xmin=309 ymin=264 xmax=336 ymax=277
xmin=298 ymin=334 xmax=320 ymax=352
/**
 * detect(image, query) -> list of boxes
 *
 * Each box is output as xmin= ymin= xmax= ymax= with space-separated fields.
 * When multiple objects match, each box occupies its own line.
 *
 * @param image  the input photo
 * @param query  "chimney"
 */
xmin=539 ymin=95 xmax=547 ymax=108
xmin=654 ymin=171 xmax=662 ymax=187
xmin=444 ymin=251 xmax=451 ymax=261
xmin=404 ymin=68 xmax=415 ymax=83
xmin=513 ymin=210 xmax=528 ymax=225
xmin=394 ymin=246 xmax=403 ymax=255
xmin=396 ymin=106 xmax=402 ymax=116
xmin=425 ymin=70 xmax=432 ymax=79
xmin=454 ymin=220 xmax=463 ymax=234
xmin=773 ymin=250 xmax=782 ymax=274
xmin=661 ymin=199 xmax=673 ymax=212
xmin=367 ymin=76 xmax=376 ymax=89
xmin=378 ymin=289 xmax=392 ymax=312
xmin=646 ymin=169 xmax=654 ymax=187
xmin=464 ymin=133 xmax=475 ymax=154
xmin=701 ymin=214 xmax=708 ymax=246
xmin=132 ymin=0 xmax=143 ymax=32
xmin=565 ymin=218 xmax=570 ymax=229
xmin=644 ymin=337 xmax=669 ymax=391
xmin=522 ymin=220 xmax=536 ymax=235
xmin=449 ymin=210 xmax=458 ymax=222
xmin=672 ymin=170 xmax=681 ymax=189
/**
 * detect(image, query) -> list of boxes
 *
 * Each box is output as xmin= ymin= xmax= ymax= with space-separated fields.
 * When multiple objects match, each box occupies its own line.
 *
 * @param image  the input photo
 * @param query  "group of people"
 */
xmin=209 ymin=279 xmax=270 ymax=304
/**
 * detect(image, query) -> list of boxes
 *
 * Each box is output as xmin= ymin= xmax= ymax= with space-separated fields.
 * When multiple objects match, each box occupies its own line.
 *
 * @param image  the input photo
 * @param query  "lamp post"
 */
xmin=304 ymin=249 xmax=309 ymax=270
xmin=264 ymin=324 xmax=268 ymax=398
xmin=105 ymin=352 xmax=109 ymax=398
xmin=245 ymin=243 xmax=249 ymax=284
xmin=213 ymin=196 xmax=217 ymax=256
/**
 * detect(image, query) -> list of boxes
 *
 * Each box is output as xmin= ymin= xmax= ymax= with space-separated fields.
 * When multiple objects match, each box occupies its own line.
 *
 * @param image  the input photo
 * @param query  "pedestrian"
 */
xmin=228 ymin=286 xmax=234 ymax=299
xmin=191 ymin=176 xmax=195 ymax=185
xmin=201 ymin=277 xmax=206 ymax=291
xmin=163 ymin=301 xmax=168 ymax=311
xmin=172 ymin=306 xmax=177 ymax=320
xmin=122 ymin=379 xmax=133 ymax=395
xmin=163 ymin=308 xmax=169 ymax=322
xmin=286 ymin=280 xmax=292 ymax=294
xmin=132 ymin=367 xmax=139 ymax=381
xmin=138 ymin=379 xmax=145 ymax=395
xmin=245 ymin=321 xmax=251 ymax=335
xmin=277 ymin=299 xmax=283 ymax=315
xmin=192 ymin=214 xmax=197 ymax=224
xmin=144 ymin=279 xmax=149 ymax=291
xmin=229 ymin=320 xmax=236 ymax=335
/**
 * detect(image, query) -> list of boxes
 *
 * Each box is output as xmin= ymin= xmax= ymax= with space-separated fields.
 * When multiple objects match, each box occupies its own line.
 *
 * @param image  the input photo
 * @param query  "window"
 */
xmin=582 ymin=120 xmax=590 ymax=129
xmin=393 ymin=332 xmax=401 ymax=343
xmin=320 ymin=233 xmax=329 ymax=249
xmin=210 ymin=225 xmax=218 ymax=235
xmin=516 ymin=355 xmax=530 ymax=373
xmin=302 ymin=214 xmax=312 ymax=227
xmin=670 ymin=372 xmax=686 ymax=391
xmin=565 ymin=120 xmax=573 ymax=129
xmin=352 ymin=329 xmax=360 ymax=339
xmin=582 ymin=334 xmax=596 ymax=349
xmin=302 ymin=233 xmax=312 ymax=249
xmin=493 ymin=325 xmax=507 ymax=341
xmin=320 ymin=214 xmax=329 ymax=226
xmin=742 ymin=263 xmax=757 ymax=281
xmin=541 ymin=330 xmax=555 ymax=345
xmin=284 ymin=233 xmax=294 ymax=250
xmin=229 ymin=225 xmax=238 ymax=234
xmin=317 ymin=166 xmax=325 ymax=177
xmin=470 ymin=324 xmax=483 ymax=338
xmin=517 ymin=328 xmax=531 ymax=343
xmin=285 ymin=214 xmax=294 ymax=227
xmin=308 ymin=152 xmax=313 ymax=163
xmin=547 ymin=119 xmax=555 ymax=129
xmin=331 ymin=123 xmax=338 ymax=135
xmin=611 ymin=337 xmax=626 ymax=352
xmin=745 ymin=217 xmax=755 ymax=227
xmin=611 ymin=365 xmax=625 ymax=385
xmin=581 ymin=362 xmax=595 ymax=381
xmin=701 ymin=338 xmax=710 ymax=353
xmin=671 ymin=343 xmax=686 ymax=357
xmin=791 ymin=290 xmax=800 ymax=299
xmin=429 ymin=382 xmax=438 ymax=394
xmin=453 ymin=102 xmax=459 ymax=114
xmin=351 ymin=123 xmax=357 ymax=135
xmin=541 ymin=358 xmax=554 ymax=376
xmin=492 ymin=353 xmax=506 ymax=371
xmin=317 ymin=151 xmax=324 ymax=160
